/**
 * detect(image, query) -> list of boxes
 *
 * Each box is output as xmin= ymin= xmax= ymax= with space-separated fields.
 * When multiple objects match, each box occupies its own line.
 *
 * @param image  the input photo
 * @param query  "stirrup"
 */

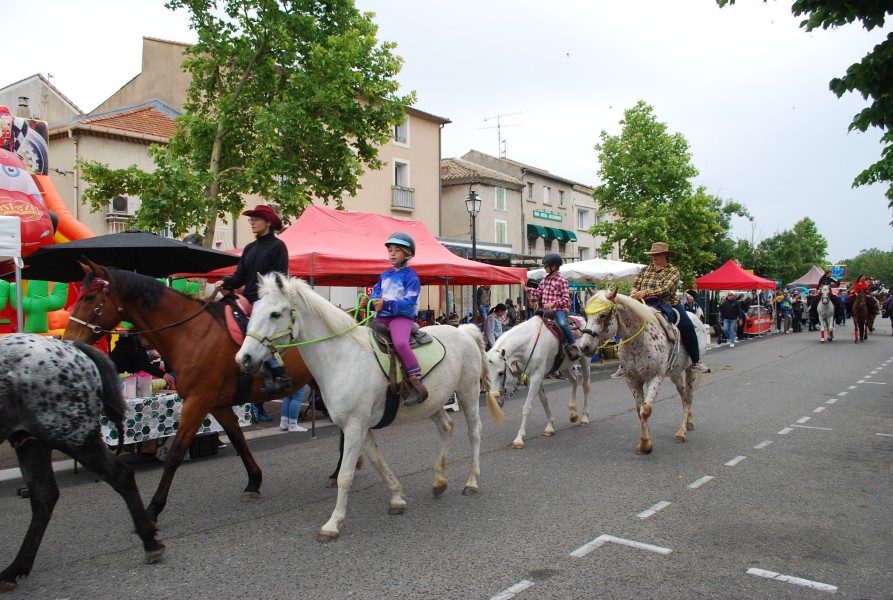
xmin=404 ymin=375 xmax=428 ymax=406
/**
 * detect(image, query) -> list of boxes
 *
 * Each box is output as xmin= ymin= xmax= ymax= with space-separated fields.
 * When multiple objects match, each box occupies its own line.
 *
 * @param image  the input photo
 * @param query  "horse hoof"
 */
xmin=675 ymin=434 xmax=686 ymax=443
xmin=635 ymin=444 xmax=653 ymax=455
xmin=462 ymin=485 xmax=479 ymax=496
xmin=388 ymin=504 xmax=406 ymax=515
xmin=0 ymin=580 xmax=16 ymax=593
xmin=687 ymin=423 xmax=695 ymax=431
xmin=327 ymin=478 xmax=338 ymax=488
xmin=144 ymin=543 xmax=166 ymax=564
xmin=433 ymin=484 xmax=448 ymax=498
xmin=511 ymin=441 xmax=525 ymax=449
xmin=581 ymin=421 xmax=590 ymax=428
xmin=569 ymin=414 xmax=579 ymax=423
xmin=316 ymin=530 xmax=339 ymax=543
xmin=542 ymin=431 xmax=554 ymax=437
xmin=240 ymin=491 xmax=261 ymax=502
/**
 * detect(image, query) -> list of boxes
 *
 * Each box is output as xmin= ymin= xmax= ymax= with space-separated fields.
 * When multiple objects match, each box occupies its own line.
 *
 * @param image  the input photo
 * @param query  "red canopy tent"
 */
xmin=199 ymin=205 xmax=527 ymax=286
xmin=695 ymin=259 xmax=776 ymax=290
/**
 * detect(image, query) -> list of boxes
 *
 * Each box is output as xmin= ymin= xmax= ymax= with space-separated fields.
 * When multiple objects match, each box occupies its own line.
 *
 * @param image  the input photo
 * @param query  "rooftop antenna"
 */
xmin=482 ymin=112 xmax=520 ymax=158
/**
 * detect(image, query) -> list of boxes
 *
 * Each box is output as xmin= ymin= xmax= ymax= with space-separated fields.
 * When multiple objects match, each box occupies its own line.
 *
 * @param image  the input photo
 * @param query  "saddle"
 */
xmin=643 ymin=297 xmax=678 ymax=342
xmin=219 ymin=292 xmax=253 ymax=345
xmin=369 ymin=319 xmax=434 ymax=351
xmin=536 ymin=309 xmax=584 ymax=369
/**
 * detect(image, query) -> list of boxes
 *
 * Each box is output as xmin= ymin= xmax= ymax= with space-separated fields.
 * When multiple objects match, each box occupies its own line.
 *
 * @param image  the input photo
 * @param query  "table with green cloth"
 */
xmin=100 ymin=393 xmax=251 ymax=446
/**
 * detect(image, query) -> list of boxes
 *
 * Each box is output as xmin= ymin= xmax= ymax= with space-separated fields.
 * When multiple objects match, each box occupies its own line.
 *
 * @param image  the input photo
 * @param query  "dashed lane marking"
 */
xmin=746 ymin=568 xmax=837 ymax=593
xmin=754 ymin=440 xmax=773 ymax=449
xmin=837 ymin=391 xmax=849 ymax=396
xmin=825 ymin=398 xmax=838 ymax=404
xmin=848 ymin=385 xmax=858 ymax=390
xmin=813 ymin=406 xmax=827 ymax=413
xmin=637 ymin=501 xmax=671 ymax=519
xmin=725 ymin=455 xmax=747 ymax=466
xmin=796 ymin=416 xmax=811 ymax=424
xmin=490 ymin=580 xmax=534 ymax=600
xmin=778 ymin=427 xmax=793 ymax=435
xmin=571 ymin=534 xmax=672 ymax=558
xmin=688 ymin=475 xmax=713 ymax=489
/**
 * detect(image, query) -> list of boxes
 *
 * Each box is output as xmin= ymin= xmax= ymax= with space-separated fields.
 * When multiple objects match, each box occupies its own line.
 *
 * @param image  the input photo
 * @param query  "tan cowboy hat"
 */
xmin=643 ymin=241 xmax=677 ymax=257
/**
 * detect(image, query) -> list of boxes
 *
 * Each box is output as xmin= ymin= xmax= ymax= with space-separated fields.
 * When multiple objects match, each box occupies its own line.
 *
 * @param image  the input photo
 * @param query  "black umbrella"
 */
xmin=15 ymin=231 xmax=241 ymax=282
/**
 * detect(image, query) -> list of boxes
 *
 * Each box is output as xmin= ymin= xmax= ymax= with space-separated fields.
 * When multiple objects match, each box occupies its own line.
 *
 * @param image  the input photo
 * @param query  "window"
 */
xmin=527 ymin=236 xmax=537 ymax=255
xmin=495 ymin=220 xmax=507 ymax=244
xmin=391 ymin=161 xmax=414 ymax=210
xmin=394 ymin=161 xmax=409 ymax=187
xmin=394 ymin=120 xmax=408 ymax=145
xmin=527 ymin=182 xmax=534 ymax=201
xmin=578 ymin=247 xmax=590 ymax=261
xmin=495 ymin=187 xmax=506 ymax=211
xmin=543 ymin=186 xmax=551 ymax=205
xmin=544 ymin=238 xmax=553 ymax=253
xmin=577 ymin=209 xmax=591 ymax=230
xmin=559 ymin=190 xmax=565 ymax=207
xmin=558 ymin=241 xmax=566 ymax=255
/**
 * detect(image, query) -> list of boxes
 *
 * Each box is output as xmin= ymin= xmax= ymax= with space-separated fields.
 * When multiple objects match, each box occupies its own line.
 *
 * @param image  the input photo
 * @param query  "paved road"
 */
xmin=2 ymin=326 xmax=892 ymax=598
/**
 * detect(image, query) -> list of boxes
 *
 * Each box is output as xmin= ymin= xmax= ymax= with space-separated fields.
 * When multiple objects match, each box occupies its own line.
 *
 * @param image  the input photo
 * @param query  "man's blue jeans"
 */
xmin=722 ymin=318 xmax=737 ymax=345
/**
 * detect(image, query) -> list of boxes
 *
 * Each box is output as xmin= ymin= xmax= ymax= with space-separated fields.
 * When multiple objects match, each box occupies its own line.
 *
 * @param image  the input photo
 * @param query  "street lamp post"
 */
xmin=465 ymin=190 xmax=481 ymax=326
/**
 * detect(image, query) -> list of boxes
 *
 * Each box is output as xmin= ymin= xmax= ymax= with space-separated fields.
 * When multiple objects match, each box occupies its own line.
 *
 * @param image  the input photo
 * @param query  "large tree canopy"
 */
xmin=591 ymin=101 xmax=748 ymax=283
xmin=719 ymin=0 xmax=893 ymax=223
xmin=80 ymin=0 xmax=414 ymax=246
xmin=753 ymin=217 xmax=829 ymax=284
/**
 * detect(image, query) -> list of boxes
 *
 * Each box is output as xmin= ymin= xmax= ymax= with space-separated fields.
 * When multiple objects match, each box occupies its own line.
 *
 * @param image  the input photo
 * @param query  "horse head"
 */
xmin=578 ymin=288 xmax=619 ymax=356
xmin=237 ymin=272 xmax=296 ymax=374
xmin=820 ymin=284 xmax=831 ymax=302
xmin=63 ymin=259 xmax=125 ymax=344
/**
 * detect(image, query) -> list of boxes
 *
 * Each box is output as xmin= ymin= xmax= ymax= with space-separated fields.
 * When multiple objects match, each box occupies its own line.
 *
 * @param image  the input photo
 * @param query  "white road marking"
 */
xmin=865 ymin=381 xmax=886 ymax=385
xmin=825 ymin=398 xmax=837 ymax=404
xmin=490 ymin=580 xmax=534 ymax=600
xmin=571 ymin=534 xmax=672 ymax=558
xmin=857 ymin=379 xmax=865 ymax=383
xmin=637 ymin=501 xmax=671 ymax=519
xmin=848 ymin=385 xmax=858 ymax=390
xmin=871 ymin=370 xmax=878 ymax=374
xmin=792 ymin=425 xmax=833 ymax=431
xmin=864 ymin=375 xmax=873 ymax=379
xmin=779 ymin=427 xmax=793 ymax=434
xmin=746 ymin=568 xmax=837 ymax=592
xmin=725 ymin=455 xmax=747 ymax=466
xmin=838 ymin=391 xmax=849 ymax=396
xmin=754 ymin=440 xmax=773 ymax=449
xmin=688 ymin=475 xmax=714 ymax=489
xmin=796 ymin=416 xmax=811 ymax=424
xmin=877 ymin=433 xmax=893 ymax=438
xmin=813 ymin=406 xmax=827 ymax=413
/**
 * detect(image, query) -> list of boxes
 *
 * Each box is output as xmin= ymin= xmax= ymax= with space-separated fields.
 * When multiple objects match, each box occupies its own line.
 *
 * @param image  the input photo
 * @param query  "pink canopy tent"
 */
xmin=198 ymin=205 xmax=527 ymax=286
xmin=787 ymin=266 xmax=825 ymax=289
xmin=695 ymin=259 xmax=776 ymax=290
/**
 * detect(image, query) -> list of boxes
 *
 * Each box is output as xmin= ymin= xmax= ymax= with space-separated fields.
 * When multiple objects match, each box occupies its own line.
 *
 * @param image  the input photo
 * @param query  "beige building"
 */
xmin=0 ymin=74 xmax=81 ymax=124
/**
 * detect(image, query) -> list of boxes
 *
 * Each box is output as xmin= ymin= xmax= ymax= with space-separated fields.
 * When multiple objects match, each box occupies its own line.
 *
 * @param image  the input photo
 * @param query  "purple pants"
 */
xmin=375 ymin=316 xmax=420 ymax=374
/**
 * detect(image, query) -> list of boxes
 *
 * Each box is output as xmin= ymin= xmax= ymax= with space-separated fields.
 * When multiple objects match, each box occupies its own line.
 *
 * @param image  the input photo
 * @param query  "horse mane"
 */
xmin=261 ymin=274 xmax=369 ymax=347
xmin=101 ymin=269 xmax=225 ymax=324
xmin=491 ymin=316 xmax=540 ymax=358
xmin=612 ymin=292 xmax=663 ymax=328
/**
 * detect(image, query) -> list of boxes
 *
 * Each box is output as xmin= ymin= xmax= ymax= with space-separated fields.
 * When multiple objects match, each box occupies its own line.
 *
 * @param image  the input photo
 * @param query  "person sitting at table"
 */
xmin=109 ymin=333 xmax=176 ymax=390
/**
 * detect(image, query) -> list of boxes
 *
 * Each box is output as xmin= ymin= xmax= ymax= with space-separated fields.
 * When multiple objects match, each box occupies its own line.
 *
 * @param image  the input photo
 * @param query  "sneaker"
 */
xmin=610 ymin=365 xmax=625 ymax=379
xmin=690 ymin=362 xmax=711 ymax=374
xmin=288 ymin=420 xmax=307 ymax=432
xmin=279 ymin=417 xmax=289 ymax=431
xmin=729 ymin=343 xmax=735 ymax=348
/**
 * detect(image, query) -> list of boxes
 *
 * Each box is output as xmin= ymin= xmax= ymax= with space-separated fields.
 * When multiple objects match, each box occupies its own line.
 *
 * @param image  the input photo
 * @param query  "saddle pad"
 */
xmin=370 ymin=331 xmax=447 ymax=382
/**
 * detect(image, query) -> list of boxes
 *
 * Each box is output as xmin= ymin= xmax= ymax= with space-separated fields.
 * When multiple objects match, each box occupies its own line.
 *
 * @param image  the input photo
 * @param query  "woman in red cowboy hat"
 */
xmin=216 ymin=204 xmax=291 ymax=402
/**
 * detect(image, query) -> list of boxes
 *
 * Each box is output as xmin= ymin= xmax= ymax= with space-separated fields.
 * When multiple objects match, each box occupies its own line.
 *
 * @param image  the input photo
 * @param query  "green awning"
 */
xmin=545 ymin=226 xmax=565 ymax=241
xmin=563 ymin=229 xmax=578 ymax=242
xmin=527 ymin=224 xmax=549 ymax=239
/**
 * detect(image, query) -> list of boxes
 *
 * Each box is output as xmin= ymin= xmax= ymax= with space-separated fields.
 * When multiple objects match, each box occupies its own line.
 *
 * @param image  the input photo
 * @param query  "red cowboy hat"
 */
xmin=241 ymin=204 xmax=283 ymax=231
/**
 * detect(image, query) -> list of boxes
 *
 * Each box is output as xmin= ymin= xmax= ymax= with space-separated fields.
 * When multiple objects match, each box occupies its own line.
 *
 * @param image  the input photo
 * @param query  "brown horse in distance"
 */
xmin=63 ymin=260 xmax=313 ymax=522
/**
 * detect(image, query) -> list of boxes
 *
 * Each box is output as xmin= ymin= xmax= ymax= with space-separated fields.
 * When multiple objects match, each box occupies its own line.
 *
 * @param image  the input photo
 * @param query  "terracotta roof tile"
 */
xmin=78 ymin=105 xmax=177 ymax=138
xmin=441 ymin=157 xmax=523 ymax=189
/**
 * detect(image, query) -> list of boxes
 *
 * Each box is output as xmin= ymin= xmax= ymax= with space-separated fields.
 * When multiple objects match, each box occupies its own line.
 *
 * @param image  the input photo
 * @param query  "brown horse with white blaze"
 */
xmin=62 ymin=260 xmax=313 ymax=522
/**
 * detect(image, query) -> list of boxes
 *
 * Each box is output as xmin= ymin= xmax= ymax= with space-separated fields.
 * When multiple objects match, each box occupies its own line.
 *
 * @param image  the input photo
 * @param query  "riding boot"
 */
xmin=262 ymin=364 xmax=293 ymax=395
xmin=404 ymin=374 xmax=428 ymax=406
xmin=566 ymin=343 xmax=580 ymax=361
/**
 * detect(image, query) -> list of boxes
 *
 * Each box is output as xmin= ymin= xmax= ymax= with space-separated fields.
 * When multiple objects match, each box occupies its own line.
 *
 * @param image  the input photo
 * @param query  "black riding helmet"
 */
xmin=543 ymin=253 xmax=562 ymax=267
xmin=385 ymin=231 xmax=415 ymax=257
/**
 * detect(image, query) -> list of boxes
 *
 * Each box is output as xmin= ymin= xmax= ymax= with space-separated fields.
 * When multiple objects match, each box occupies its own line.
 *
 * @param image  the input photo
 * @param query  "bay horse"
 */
xmin=235 ymin=273 xmax=504 ymax=542
xmin=816 ymin=284 xmax=835 ymax=343
xmin=485 ymin=315 xmax=592 ymax=449
xmin=577 ymin=289 xmax=710 ymax=454
xmin=62 ymin=260 xmax=313 ymax=522
xmin=852 ymin=291 xmax=870 ymax=343
xmin=1 ymin=334 xmax=163 ymax=593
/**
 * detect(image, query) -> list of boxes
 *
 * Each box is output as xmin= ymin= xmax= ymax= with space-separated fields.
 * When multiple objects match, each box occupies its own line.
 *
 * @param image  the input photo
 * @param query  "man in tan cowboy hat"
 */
xmin=630 ymin=241 xmax=710 ymax=373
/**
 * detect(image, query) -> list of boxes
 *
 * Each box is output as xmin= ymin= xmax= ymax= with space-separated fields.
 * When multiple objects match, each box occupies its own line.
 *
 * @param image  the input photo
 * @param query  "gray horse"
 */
xmin=0 ymin=334 xmax=163 ymax=593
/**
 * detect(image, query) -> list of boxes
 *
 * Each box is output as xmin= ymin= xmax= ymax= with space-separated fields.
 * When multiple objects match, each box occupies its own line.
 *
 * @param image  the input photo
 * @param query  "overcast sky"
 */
xmin=7 ymin=0 xmax=891 ymax=263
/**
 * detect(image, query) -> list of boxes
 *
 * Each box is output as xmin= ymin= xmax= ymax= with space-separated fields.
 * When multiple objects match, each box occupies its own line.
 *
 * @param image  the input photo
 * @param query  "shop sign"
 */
xmin=533 ymin=209 xmax=562 ymax=222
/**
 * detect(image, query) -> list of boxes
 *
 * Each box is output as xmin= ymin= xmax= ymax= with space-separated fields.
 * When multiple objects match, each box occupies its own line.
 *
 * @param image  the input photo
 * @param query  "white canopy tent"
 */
xmin=527 ymin=257 xmax=645 ymax=283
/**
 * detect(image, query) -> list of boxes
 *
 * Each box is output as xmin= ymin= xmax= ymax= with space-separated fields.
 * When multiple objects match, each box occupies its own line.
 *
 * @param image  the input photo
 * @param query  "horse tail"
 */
xmin=74 ymin=342 xmax=127 ymax=456
xmin=457 ymin=324 xmax=504 ymax=425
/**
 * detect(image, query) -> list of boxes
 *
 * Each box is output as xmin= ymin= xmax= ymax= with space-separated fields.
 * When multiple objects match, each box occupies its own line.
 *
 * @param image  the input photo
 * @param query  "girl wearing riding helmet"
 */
xmin=526 ymin=253 xmax=581 ymax=360
xmin=363 ymin=232 xmax=428 ymax=405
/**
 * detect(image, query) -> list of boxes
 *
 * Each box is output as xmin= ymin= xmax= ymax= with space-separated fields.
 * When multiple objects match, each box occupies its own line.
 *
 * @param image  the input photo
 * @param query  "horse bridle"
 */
xmin=244 ymin=288 xmax=300 ymax=366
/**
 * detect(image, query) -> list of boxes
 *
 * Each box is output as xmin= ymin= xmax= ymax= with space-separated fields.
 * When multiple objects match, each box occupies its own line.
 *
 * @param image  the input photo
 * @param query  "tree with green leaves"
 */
xmin=79 ymin=0 xmax=414 ymax=246
xmin=591 ymin=101 xmax=747 ymax=282
xmin=718 ymin=0 xmax=893 ymax=223
xmin=838 ymin=247 xmax=893 ymax=283
xmin=752 ymin=217 xmax=828 ymax=284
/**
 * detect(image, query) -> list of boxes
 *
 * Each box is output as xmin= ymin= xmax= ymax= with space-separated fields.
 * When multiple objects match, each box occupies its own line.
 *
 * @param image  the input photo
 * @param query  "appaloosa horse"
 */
xmin=578 ymin=289 xmax=710 ymax=454
xmin=0 ymin=335 xmax=163 ymax=593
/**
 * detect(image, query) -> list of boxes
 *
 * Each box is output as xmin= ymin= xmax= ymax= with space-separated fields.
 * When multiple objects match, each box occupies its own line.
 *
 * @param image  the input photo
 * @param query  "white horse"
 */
xmin=816 ymin=284 xmax=836 ymax=343
xmin=577 ymin=289 xmax=709 ymax=454
xmin=486 ymin=315 xmax=592 ymax=449
xmin=236 ymin=273 xmax=503 ymax=542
